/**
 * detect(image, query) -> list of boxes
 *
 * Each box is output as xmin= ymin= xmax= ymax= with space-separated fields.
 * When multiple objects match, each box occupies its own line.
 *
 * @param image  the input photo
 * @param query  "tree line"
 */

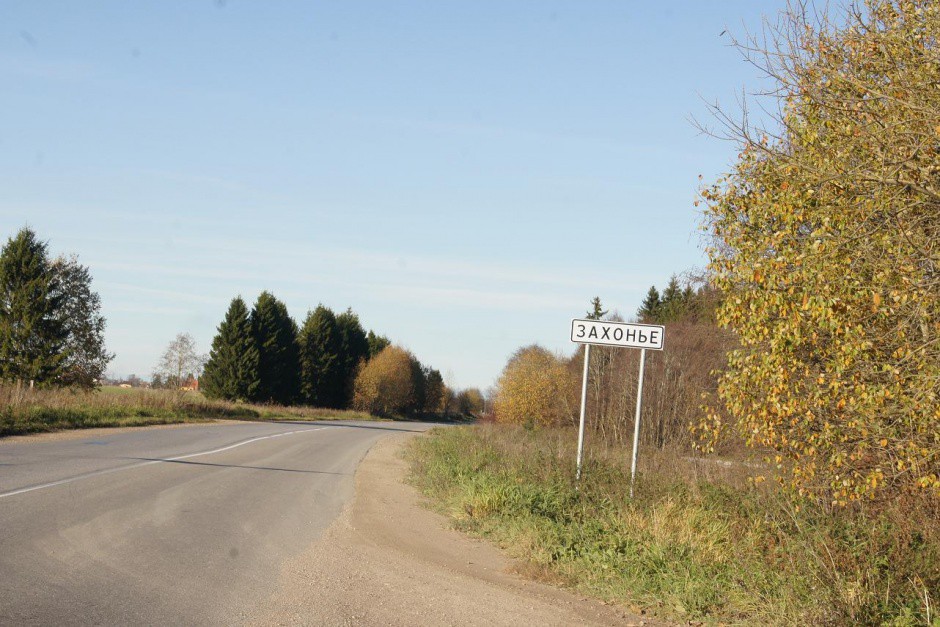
xmin=0 ymin=227 xmax=113 ymax=389
xmin=201 ymin=293 xmax=462 ymax=416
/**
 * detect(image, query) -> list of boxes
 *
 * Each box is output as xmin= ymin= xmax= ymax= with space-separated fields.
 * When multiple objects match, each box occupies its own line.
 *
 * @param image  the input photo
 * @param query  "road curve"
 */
xmin=0 ymin=420 xmax=436 ymax=625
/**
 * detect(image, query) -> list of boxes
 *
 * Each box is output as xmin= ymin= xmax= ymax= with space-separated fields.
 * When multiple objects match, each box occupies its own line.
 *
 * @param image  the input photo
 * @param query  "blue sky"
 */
xmin=1 ymin=1 xmax=784 ymax=390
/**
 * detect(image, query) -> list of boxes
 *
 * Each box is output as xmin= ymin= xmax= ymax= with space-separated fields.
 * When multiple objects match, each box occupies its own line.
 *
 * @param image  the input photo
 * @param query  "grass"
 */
xmin=406 ymin=424 xmax=940 ymax=626
xmin=0 ymin=384 xmax=383 ymax=437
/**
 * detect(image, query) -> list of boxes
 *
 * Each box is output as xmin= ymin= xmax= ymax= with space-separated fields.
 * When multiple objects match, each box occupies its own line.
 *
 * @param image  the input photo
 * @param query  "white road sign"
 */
xmin=570 ymin=319 xmax=665 ymax=351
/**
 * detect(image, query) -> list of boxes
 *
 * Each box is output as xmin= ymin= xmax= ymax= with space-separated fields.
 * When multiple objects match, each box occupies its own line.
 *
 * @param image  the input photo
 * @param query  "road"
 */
xmin=0 ymin=420 xmax=435 ymax=625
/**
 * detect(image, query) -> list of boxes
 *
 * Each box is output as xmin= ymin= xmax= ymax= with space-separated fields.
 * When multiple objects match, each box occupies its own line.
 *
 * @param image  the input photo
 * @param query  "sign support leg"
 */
xmin=575 ymin=344 xmax=591 ymax=483
xmin=630 ymin=348 xmax=647 ymax=499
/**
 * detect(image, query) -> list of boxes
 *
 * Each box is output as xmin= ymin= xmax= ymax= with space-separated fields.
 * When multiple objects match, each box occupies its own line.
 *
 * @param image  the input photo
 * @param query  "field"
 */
xmin=0 ymin=384 xmax=378 ymax=437
xmin=407 ymin=424 xmax=940 ymax=626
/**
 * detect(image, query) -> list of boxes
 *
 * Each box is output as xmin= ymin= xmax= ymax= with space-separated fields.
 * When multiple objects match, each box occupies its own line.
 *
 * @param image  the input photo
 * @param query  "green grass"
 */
xmin=406 ymin=425 xmax=940 ymax=626
xmin=0 ymin=385 xmax=390 ymax=437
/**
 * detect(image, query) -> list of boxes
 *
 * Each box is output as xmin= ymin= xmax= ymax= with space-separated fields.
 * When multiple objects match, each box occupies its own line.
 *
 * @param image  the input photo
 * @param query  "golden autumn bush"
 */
xmin=493 ymin=345 xmax=575 ymax=427
xmin=352 ymin=345 xmax=414 ymax=415
xmin=699 ymin=0 xmax=940 ymax=503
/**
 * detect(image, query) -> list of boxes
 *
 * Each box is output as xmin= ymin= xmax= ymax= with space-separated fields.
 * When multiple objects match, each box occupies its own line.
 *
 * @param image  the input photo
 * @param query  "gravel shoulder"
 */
xmin=247 ymin=432 xmax=659 ymax=627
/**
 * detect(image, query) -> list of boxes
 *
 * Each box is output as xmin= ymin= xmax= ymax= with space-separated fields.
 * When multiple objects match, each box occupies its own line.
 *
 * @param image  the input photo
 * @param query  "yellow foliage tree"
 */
xmin=352 ymin=345 xmax=414 ymax=415
xmin=699 ymin=0 xmax=939 ymax=503
xmin=494 ymin=345 xmax=575 ymax=427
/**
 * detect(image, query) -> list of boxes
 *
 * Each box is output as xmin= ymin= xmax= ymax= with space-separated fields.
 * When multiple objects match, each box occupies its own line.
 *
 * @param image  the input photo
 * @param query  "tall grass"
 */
xmin=407 ymin=425 xmax=940 ymax=625
xmin=0 ymin=384 xmax=376 ymax=436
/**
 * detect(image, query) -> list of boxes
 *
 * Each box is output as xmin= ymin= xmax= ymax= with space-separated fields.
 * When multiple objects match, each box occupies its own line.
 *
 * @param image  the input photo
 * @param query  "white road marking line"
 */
xmin=0 ymin=427 xmax=325 ymax=500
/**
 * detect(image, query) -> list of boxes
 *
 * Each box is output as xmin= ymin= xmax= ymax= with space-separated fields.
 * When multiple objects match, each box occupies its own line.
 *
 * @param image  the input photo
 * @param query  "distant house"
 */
xmin=180 ymin=376 xmax=199 ymax=392
xmin=119 ymin=383 xmax=132 ymax=389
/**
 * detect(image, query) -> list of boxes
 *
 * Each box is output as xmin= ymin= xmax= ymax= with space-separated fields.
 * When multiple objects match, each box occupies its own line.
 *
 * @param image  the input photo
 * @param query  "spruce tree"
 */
xmin=250 ymin=292 xmax=300 ymax=404
xmin=202 ymin=296 xmax=259 ymax=401
xmin=586 ymin=296 xmax=608 ymax=320
xmin=637 ymin=286 xmax=662 ymax=323
xmin=0 ymin=228 xmax=67 ymax=384
xmin=335 ymin=308 xmax=369 ymax=408
xmin=51 ymin=255 xmax=114 ymax=389
xmin=659 ymin=275 xmax=684 ymax=322
xmin=366 ymin=330 xmax=390 ymax=358
xmin=298 ymin=305 xmax=344 ymax=407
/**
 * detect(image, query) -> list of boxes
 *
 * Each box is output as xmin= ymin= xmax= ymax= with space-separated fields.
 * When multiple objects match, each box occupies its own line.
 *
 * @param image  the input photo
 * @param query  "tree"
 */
xmin=0 ymin=228 xmax=67 ymax=385
xmin=456 ymin=387 xmax=484 ymax=415
xmin=297 ymin=305 xmax=344 ymax=407
xmin=201 ymin=296 xmax=259 ymax=402
xmin=493 ymin=345 xmax=575 ymax=427
xmin=250 ymin=292 xmax=300 ymax=404
xmin=699 ymin=0 xmax=940 ymax=501
xmin=586 ymin=296 xmax=608 ymax=320
xmin=637 ymin=286 xmax=661 ymax=323
xmin=335 ymin=308 xmax=369 ymax=408
xmin=50 ymin=255 xmax=114 ymax=389
xmin=155 ymin=333 xmax=205 ymax=389
xmin=424 ymin=368 xmax=446 ymax=414
xmin=352 ymin=345 xmax=414 ymax=415
xmin=366 ymin=330 xmax=391 ymax=358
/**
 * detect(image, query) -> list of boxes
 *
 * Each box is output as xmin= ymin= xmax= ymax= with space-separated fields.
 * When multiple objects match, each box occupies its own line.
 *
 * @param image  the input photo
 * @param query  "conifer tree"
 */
xmin=637 ymin=286 xmax=662 ymax=323
xmin=366 ymin=330 xmax=390 ymax=358
xmin=51 ymin=255 xmax=114 ymax=389
xmin=298 ymin=305 xmax=344 ymax=407
xmin=586 ymin=296 xmax=608 ymax=320
xmin=202 ymin=296 xmax=259 ymax=402
xmin=335 ymin=308 xmax=369 ymax=408
xmin=0 ymin=228 xmax=67 ymax=384
xmin=251 ymin=292 xmax=300 ymax=404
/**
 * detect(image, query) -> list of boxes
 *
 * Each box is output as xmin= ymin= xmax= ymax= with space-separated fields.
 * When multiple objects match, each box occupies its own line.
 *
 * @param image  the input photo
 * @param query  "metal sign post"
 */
xmin=575 ymin=344 xmax=591 ymax=482
xmin=630 ymin=348 xmax=647 ymax=498
xmin=570 ymin=319 xmax=665 ymax=493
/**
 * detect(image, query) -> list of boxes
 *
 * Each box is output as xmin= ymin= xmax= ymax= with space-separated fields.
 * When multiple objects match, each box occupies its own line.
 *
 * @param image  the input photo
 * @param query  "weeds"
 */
xmin=0 ymin=384 xmax=377 ymax=436
xmin=407 ymin=425 xmax=940 ymax=625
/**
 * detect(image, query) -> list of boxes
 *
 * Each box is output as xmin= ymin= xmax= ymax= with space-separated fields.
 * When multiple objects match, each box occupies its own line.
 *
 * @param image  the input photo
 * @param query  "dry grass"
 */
xmin=407 ymin=424 xmax=940 ymax=626
xmin=0 ymin=384 xmax=378 ymax=437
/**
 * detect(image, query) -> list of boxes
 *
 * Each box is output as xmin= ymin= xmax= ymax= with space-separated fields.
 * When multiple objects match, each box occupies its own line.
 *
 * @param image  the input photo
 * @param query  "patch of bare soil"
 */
xmin=246 ymin=433 xmax=662 ymax=627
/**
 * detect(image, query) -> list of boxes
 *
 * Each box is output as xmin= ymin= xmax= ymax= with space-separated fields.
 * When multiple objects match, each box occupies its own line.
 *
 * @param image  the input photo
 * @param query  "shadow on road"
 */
xmin=268 ymin=421 xmax=449 ymax=433
xmin=121 ymin=457 xmax=350 ymax=476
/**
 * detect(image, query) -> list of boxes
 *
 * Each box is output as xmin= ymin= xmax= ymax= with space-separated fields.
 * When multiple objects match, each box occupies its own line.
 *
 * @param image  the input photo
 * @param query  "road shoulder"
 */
xmin=247 ymin=432 xmax=658 ymax=626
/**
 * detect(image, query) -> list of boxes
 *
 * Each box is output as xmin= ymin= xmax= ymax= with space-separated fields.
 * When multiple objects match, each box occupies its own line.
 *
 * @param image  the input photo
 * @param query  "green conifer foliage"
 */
xmin=250 ymin=292 xmax=300 ymax=404
xmin=298 ymin=305 xmax=344 ymax=407
xmin=202 ymin=296 xmax=259 ymax=402
xmin=335 ymin=308 xmax=369 ymax=408
xmin=366 ymin=330 xmax=390 ymax=358
xmin=0 ymin=228 xmax=67 ymax=384
xmin=637 ymin=286 xmax=662 ymax=323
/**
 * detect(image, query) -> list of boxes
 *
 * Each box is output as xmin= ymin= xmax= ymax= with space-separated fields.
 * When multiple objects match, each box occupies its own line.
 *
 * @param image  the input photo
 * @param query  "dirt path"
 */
xmin=247 ymin=432 xmax=659 ymax=626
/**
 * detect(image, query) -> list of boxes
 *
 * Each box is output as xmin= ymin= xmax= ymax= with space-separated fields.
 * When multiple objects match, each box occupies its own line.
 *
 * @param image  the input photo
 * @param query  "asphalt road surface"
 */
xmin=0 ymin=420 xmax=435 ymax=625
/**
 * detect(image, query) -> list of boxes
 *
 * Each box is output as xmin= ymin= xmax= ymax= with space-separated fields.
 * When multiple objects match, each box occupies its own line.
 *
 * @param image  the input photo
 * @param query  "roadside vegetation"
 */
xmin=408 ymin=425 xmax=938 ymax=625
xmin=0 ymin=383 xmax=389 ymax=437
xmin=410 ymin=2 xmax=939 ymax=624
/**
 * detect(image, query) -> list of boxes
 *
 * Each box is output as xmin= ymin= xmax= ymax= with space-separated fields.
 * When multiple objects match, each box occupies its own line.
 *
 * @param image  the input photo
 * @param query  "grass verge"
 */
xmin=1 ymin=385 xmax=384 ymax=437
xmin=406 ymin=424 xmax=940 ymax=626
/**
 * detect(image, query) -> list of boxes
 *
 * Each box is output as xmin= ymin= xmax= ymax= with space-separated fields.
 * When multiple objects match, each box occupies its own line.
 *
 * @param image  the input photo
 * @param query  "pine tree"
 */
xmin=0 ymin=228 xmax=68 ymax=384
xmin=298 ymin=305 xmax=344 ymax=407
xmin=335 ymin=308 xmax=369 ymax=408
xmin=250 ymin=292 xmax=300 ymax=404
xmin=637 ymin=286 xmax=662 ymax=323
xmin=202 ymin=296 xmax=259 ymax=402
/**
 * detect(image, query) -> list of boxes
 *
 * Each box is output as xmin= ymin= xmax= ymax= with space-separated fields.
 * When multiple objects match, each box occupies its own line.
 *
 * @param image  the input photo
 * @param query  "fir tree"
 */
xmin=366 ymin=330 xmax=390 ymax=358
xmin=251 ymin=292 xmax=300 ymax=404
xmin=335 ymin=308 xmax=369 ymax=408
xmin=659 ymin=275 xmax=685 ymax=322
xmin=298 ymin=305 xmax=344 ymax=407
xmin=586 ymin=296 xmax=608 ymax=320
xmin=202 ymin=296 xmax=259 ymax=402
xmin=51 ymin=255 xmax=114 ymax=389
xmin=637 ymin=286 xmax=662 ymax=323
xmin=0 ymin=228 xmax=67 ymax=384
